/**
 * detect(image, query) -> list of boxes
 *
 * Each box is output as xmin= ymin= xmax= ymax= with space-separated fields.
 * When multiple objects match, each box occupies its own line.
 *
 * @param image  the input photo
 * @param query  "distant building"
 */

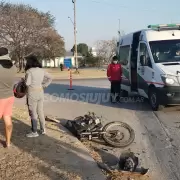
xmin=91 ymin=47 xmax=97 ymax=57
xmin=88 ymin=46 xmax=97 ymax=57
xmin=42 ymin=51 xmax=83 ymax=68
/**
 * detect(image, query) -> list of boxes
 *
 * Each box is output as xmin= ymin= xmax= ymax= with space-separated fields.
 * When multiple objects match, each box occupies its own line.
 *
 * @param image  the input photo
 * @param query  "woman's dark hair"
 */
xmin=0 ymin=47 xmax=8 ymax=56
xmin=112 ymin=55 xmax=118 ymax=60
xmin=0 ymin=60 xmax=13 ymax=69
xmin=25 ymin=55 xmax=42 ymax=71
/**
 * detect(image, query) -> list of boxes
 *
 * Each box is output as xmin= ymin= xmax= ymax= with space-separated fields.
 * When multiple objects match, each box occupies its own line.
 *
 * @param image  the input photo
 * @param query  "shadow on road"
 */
xmin=0 ymin=118 xmax=103 ymax=180
xmin=94 ymin=146 xmax=119 ymax=167
xmin=44 ymin=83 xmax=151 ymax=111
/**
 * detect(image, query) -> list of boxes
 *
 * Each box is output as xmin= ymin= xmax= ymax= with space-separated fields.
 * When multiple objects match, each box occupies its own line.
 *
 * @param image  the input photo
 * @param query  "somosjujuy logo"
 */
xmin=44 ymin=93 xmax=145 ymax=104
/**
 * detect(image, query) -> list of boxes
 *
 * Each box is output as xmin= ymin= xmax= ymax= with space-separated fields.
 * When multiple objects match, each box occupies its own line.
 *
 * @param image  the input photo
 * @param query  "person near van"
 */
xmin=0 ymin=47 xmax=16 ymax=147
xmin=24 ymin=55 xmax=52 ymax=138
xmin=107 ymin=56 xmax=122 ymax=102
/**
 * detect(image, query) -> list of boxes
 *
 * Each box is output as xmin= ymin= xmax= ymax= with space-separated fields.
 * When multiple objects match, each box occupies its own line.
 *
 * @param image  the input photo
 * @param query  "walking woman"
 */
xmin=0 ymin=47 xmax=16 ymax=147
xmin=24 ymin=55 xmax=52 ymax=138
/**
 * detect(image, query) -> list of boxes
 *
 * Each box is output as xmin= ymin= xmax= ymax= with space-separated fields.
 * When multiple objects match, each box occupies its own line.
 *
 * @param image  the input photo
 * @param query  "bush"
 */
xmin=85 ymin=56 xmax=99 ymax=67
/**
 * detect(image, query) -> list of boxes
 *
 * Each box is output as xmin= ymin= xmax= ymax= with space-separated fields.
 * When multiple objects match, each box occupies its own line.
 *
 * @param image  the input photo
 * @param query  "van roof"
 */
xmin=146 ymin=29 xmax=180 ymax=41
xmin=119 ymin=29 xmax=180 ymax=45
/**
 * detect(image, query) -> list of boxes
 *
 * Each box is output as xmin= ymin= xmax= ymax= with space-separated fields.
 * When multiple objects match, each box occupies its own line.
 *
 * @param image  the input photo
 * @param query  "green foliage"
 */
xmin=71 ymin=43 xmax=89 ymax=56
xmin=83 ymin=51 xmax=99 ymax=67
xmin=71 ymin=43 xmax=102 ymax=67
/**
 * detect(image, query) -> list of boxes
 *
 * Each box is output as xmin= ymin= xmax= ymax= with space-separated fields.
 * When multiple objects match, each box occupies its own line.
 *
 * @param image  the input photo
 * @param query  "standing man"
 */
xmin=107 ymin=56 xmax=122 ymax=103
xmin=0 ymin=47 xmax=16 ymax=147
xmin=60 ymin=63 xmax=63 ymax=71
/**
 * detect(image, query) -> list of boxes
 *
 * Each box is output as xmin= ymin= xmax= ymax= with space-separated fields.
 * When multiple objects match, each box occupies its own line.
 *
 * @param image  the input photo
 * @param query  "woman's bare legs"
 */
xmin=3 ymin=116 xmax=13 ymax=147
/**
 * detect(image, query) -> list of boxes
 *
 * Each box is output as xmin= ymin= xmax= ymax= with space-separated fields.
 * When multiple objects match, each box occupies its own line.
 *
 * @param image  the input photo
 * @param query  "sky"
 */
xmin=5 ymin=0 xmax=180 ymax=50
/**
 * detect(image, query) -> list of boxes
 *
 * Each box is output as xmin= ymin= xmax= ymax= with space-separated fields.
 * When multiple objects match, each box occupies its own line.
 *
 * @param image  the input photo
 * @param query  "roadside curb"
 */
xmin=15 ymin=76 xmax=107 ymax=80
xmin=52 ymin=77 xmax=107 ymax=80
xmin=45 ymin=116 xmax=106 ymax=180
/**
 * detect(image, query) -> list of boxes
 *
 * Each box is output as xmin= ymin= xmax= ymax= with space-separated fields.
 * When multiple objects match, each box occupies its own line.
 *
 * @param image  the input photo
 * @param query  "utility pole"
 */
xmin=117 ymin=19 xmax=121 ymax=59
xmin=72 ymin=0 xmax=78 ymax=72
xmin=118 ymin=19 xmax=121 ymax=40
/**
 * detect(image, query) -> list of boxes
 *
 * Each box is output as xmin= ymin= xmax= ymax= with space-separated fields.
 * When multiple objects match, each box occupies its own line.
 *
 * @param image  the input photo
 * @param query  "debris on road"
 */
xmin=82 ymin=141 xmax=150 ymax=180
xmin=38 ymin=113 xmax=150 ymax=180
xmin=45 ymin=116 xmax=60 ymax=123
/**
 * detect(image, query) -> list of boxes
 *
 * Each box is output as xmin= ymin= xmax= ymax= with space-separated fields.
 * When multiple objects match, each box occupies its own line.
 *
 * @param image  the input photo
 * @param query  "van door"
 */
xmin=130 ymin=31 xmax=141 ymax=91
xmin=137 ymin=42 xmax=154 ymax=98
xmin=119 ymin=45 xmax=131 ymax=93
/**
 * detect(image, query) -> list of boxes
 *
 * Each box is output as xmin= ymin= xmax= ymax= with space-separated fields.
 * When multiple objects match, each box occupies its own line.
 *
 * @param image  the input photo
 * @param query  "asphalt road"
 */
xmin=14 ymin=78 xmax=180 ymax=180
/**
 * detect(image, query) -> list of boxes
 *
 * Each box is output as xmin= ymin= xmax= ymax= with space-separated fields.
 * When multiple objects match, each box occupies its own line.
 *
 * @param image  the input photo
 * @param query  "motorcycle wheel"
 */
xmin=102 ymin=121 xmax=135 ymax=148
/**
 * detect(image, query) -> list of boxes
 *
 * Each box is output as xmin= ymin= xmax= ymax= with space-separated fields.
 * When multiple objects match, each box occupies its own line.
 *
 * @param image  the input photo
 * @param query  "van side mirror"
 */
xmin=140 ymin=55 xmax=146 ymax=66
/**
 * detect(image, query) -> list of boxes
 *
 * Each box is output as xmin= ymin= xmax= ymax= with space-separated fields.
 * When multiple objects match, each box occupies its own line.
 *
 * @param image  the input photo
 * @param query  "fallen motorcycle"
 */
xmin=65 ymin=112 xmax=135 ymax=148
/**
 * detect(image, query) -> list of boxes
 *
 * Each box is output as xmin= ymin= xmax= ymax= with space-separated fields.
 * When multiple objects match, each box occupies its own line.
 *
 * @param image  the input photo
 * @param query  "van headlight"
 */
xmin=165 ymin=78 xmax=174 ymax=85
xmin=161 ymin=74 xmax=178 ymax=85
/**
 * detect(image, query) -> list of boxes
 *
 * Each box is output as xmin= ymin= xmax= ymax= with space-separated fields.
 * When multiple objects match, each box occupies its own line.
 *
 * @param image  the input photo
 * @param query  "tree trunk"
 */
xmin=18 ymin=58 xmax=25 ymax=73
xmin=53 ymin=58 xmax=56 ymax=68
xmin=98 ymin=57 xmax=101 ymax=69
xmin=22 ymin=59 xmax=25 ymax=73
xmin=18 ymin=59 xmax=22 ymax=72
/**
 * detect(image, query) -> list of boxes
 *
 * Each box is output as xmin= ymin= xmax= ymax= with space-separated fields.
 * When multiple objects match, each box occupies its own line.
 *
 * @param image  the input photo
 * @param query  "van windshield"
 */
xmin=149 ymin=40 xmax=180 ymax=63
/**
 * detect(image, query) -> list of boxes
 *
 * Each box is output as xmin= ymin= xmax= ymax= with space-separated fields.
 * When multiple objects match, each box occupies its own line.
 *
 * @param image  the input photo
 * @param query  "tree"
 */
xmin=0 ymin=1 xmax=64 ymax=71
xmin=95 ymin=37 xmax=117 ymax=66
xmin=39 ymin=29 xmax=65 ymax=67
xmin=23 ymin=29 xmax=65 ymax=67
xmin=82 ymin=49 xmax=99 ymax=67
xmin=71 ymin=43 xmax=89 ymax=56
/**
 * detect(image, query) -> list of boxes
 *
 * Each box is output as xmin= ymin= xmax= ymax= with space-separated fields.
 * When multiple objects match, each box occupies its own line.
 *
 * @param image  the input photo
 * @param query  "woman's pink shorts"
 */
xmin=0 ymin=96 xmax=14 ymax=117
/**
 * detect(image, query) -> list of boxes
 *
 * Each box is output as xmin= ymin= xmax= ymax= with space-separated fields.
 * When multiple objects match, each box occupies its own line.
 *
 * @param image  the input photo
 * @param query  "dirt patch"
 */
xmin=0 ymin=107 xmax=86 ymax=180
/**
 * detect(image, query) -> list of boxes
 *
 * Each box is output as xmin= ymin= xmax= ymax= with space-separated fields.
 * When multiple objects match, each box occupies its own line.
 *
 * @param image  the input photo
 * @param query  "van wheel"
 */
xmin=148 ymin=87 xmax=164 ymax=111
xmin=121 ymin=90 xmax=128 ymax=97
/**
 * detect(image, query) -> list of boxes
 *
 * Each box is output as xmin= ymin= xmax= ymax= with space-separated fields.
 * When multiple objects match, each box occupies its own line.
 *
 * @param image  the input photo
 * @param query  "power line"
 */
xmin=88 ymin=0 xmax=132 ymax=8
xmin=84 ymin=0 xmax=172 ymax=13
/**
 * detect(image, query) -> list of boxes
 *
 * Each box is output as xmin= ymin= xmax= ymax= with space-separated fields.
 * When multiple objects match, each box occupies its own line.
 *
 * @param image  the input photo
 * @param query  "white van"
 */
xmin=117 ymin=24 xmax=180 ymax=111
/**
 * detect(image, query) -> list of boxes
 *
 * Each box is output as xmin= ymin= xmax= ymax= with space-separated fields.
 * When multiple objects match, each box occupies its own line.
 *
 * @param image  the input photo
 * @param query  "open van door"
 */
xmin=130 ymin=31 xmax=141 ymax=92
xmin=119 ymin=44 xmax=131 ymax=93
